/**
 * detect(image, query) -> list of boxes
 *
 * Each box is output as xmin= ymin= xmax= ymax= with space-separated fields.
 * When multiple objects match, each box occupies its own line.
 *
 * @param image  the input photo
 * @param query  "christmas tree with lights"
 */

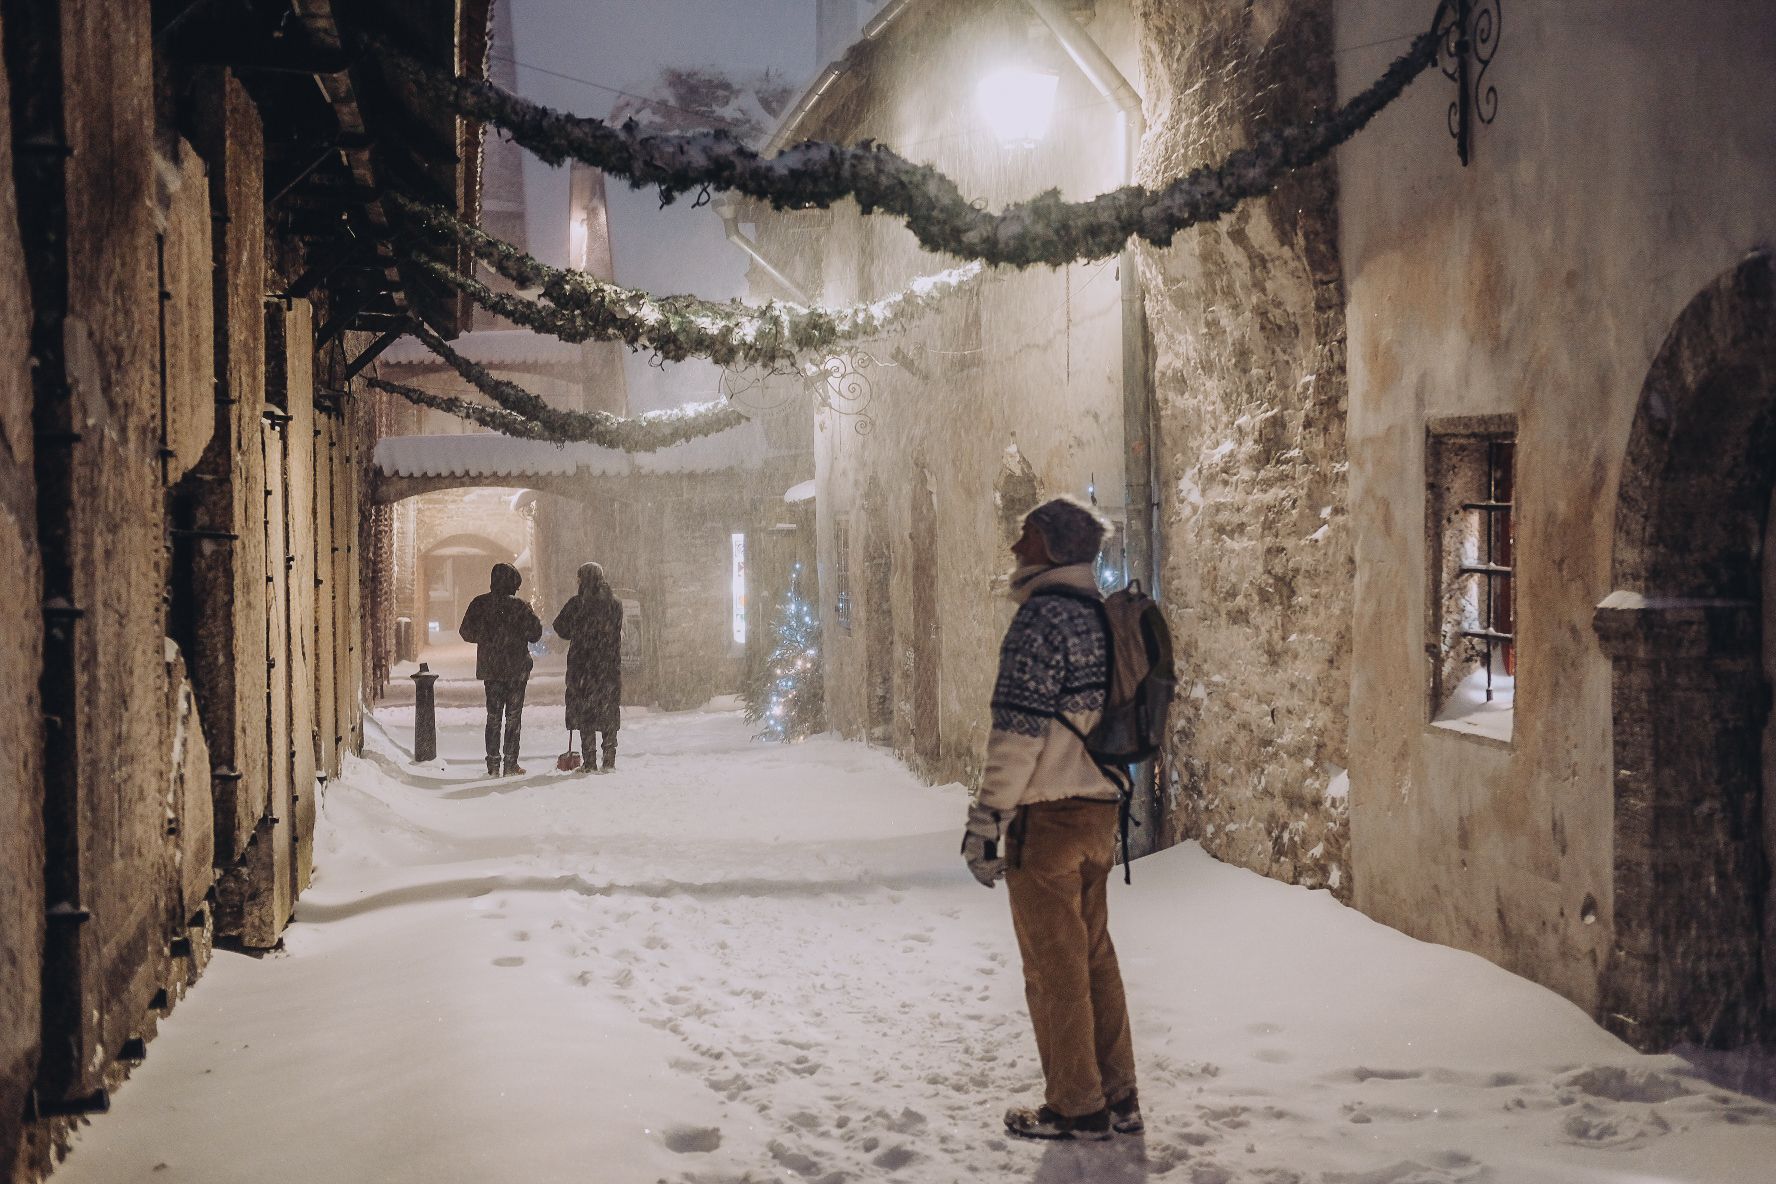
xmin=753 ymin=562 xmax=824 ymax=742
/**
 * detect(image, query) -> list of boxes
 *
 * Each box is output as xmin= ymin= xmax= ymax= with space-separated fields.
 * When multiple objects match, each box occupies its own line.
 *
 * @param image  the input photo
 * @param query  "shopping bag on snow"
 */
xmin=556 ymin=731 xmax=583 ymax=772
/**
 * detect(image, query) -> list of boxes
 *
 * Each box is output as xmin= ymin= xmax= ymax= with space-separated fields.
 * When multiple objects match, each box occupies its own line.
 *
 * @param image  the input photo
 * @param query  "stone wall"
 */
xmin=0 ymin=6 xmax=43 ymax=1170
xmin=532 ymin=470 xmax=796 ymax=711
xmin=0 ymin=3 xmax=395 ymax=1162
xmin=177 ymin=69 xmax=269 ymax=874
xmin=1134 ymin=0 xmax=1354 ymax=894
xmin=48 ymin=0 xmax=177 ymax=1101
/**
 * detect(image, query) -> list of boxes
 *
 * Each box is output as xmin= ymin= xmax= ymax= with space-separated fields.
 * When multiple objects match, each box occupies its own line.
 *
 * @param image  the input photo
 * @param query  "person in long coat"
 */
xmin=552 ymin=561 xmax=624 ymax=770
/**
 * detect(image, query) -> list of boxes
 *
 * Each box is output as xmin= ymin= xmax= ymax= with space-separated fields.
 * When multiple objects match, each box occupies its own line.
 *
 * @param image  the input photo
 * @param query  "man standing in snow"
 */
xmin=458 ymin=562 xmax=543 ymax=777
xmin=962 ymin=497 xmax=1140 ymax=1142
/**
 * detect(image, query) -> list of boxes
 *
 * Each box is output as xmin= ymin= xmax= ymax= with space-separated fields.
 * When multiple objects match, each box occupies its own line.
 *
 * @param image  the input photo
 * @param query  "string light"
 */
xmin=752 ymin=562 xmax=824 ymax=743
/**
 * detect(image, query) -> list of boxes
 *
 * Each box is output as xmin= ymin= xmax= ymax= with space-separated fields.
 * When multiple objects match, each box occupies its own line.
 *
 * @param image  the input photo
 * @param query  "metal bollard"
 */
xmin=411 ymin=661 xmax=439 ymax=763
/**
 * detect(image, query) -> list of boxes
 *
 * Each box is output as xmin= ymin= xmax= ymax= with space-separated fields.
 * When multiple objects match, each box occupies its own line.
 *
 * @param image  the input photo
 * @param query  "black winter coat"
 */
xmin=459 ymin=593 xmax=543 ymax=681
xmin=552 ymin=592 xmax=622 ymax=732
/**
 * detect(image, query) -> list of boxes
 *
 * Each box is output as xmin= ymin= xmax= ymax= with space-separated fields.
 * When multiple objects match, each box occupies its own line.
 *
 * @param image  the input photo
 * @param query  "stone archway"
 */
xmin=1594 ymin=252 xmax=1776 ymax=1050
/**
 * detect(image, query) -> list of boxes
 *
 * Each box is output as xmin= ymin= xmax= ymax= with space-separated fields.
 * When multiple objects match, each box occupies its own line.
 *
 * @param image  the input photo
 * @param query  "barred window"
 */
xmin=831 ymin=513 xmax=852 ymax=634
xmin=1427 ymin=419 xmax=1515 ymax=741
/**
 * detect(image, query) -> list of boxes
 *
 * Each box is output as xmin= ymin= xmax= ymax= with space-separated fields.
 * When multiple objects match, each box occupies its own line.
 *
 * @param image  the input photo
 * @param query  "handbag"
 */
xmin=556 ymin=730 xmax=583 ymax=772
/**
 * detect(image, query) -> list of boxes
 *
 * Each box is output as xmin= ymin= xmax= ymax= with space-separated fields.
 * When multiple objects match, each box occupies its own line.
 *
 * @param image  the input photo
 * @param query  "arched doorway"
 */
xmin=1594 ymin=252 xmax=1776 ymax=1049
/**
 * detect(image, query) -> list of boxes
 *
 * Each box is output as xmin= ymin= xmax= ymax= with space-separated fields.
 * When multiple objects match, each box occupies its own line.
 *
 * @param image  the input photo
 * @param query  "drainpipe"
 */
xmin=1022 ymin=0 xmax=1156 ymax=592
xmin=716 ymin=197 xmax=812 ymax=305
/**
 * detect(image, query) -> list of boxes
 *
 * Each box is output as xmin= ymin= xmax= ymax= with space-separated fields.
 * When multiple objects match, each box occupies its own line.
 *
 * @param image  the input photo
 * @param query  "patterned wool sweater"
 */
xmin=979 ymin=563 xmax=1117 ymax=816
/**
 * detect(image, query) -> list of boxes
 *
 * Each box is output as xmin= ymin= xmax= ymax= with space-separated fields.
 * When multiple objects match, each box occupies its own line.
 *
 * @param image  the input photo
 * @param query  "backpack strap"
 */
xmin=1029 ymin=587 xmax=1139 ymax=885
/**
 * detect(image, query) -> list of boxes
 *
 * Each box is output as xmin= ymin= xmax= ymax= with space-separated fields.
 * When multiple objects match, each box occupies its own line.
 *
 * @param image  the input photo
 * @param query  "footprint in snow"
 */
xmin=1560 ymin=1103 xmax=1671 ymax=1148
xmin=1348 ymin=1066 xmax=1425 ymax=1082
xmin=1321 ymin=1150 xmax=1488 ymax=1183
xmin=871 ymin=1145 xmax=917 ymax=1170
xmin=661 ymin=1125 xmax=722 ymax=1154
xmin=491 ymin=955 xmax=524 ymax=967
xmin=1558 ymin=1064 xmax=1694 ymax=1103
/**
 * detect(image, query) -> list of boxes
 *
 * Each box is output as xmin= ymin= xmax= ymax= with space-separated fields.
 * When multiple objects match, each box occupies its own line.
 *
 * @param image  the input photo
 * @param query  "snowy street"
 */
xmin=55 ymin=707 xmax=1776 ymax=1184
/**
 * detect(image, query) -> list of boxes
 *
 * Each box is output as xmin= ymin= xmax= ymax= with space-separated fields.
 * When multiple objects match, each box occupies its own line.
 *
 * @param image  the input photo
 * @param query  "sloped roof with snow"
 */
xmin=380 ymin=328 xmax=585 ymax=369
xmin=374 ymin=422 xmax=766 ymax=481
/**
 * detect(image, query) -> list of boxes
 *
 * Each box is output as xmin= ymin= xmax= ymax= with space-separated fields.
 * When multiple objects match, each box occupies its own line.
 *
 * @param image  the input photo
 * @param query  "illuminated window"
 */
xmin=731 ymin=532 xmax=747 ymax=645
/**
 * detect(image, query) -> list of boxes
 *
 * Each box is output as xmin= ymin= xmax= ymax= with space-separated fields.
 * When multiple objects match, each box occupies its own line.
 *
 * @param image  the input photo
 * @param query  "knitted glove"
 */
xmin=960 ymin=801 xmax=1008 ymax=887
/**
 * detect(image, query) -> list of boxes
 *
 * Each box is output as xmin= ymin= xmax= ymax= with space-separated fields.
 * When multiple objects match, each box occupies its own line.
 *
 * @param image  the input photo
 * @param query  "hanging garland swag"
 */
xmin=377 ymin=15 xmax=1445 ymax=269
xmin=367 ymin=375 xmax=564 ymax=440
xmin=394 ymin=321 xmax=749 ymax=451
xmin=392 ymin=194 xmax=982 ymax=370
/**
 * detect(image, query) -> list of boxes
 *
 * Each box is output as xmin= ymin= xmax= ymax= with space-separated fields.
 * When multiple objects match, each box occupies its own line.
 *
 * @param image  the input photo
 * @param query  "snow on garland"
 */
xmin=391 ymin=194 xmax=982 ymax=369
xmin=375 ymin=17 xmax=1444 ymax=269
xmin=366 ymin=375 xmax=564 ymax=440
xmin=392 ymin=321 xmax=749 ymax=450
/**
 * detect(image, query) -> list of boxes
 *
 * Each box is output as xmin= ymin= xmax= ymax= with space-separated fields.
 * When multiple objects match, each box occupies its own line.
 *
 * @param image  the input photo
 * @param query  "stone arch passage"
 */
xmin=1594 ymin=251 xmax=1776 ymax=1050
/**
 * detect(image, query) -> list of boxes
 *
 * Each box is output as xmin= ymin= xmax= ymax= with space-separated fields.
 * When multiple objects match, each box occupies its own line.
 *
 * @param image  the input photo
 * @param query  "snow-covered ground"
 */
xmin=54 ymin=705 xmax=1776 ymax=1184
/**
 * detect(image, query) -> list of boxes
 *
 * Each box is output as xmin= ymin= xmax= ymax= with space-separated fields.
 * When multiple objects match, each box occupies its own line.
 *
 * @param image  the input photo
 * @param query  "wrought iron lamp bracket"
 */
xmin=1435 ymin=0 xmax=1501 ymax=166
xmin=803 ymin=349 xmax=882 ymax=436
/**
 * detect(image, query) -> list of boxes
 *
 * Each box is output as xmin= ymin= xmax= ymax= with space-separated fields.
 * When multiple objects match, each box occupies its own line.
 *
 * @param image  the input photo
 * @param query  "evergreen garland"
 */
xmin=376 ymin=16 xmax=1444 ymax=269
xmin=753 ymin=562 xmax=825 ymax=743
xmin=392 ymin=195 xmax=982 ymax=370
xmin=395 ymin=321 xmax=749 ymax=450
xmin=366 ymin=374 xmax=564 ymax=440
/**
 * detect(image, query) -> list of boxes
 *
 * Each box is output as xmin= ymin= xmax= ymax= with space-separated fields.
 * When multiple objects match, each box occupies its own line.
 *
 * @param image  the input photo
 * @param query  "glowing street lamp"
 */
xmin=975 ymin=66 xmax=1060 ymax=148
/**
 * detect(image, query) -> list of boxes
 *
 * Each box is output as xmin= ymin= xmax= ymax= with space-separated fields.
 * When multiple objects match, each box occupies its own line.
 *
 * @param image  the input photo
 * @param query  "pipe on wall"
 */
xmin=717 ymin=199 xmax=813 ymax=305
xmin=1021 ymin=0 xmax=1156 ymax=593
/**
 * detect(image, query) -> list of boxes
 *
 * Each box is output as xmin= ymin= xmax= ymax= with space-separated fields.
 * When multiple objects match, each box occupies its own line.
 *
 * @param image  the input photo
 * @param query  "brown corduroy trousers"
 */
xmin=1006 ymin=797 xmax=1137 ymax=1118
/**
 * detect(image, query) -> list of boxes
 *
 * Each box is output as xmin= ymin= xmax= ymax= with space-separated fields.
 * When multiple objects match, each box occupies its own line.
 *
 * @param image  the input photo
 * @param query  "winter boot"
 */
xmin=1003 ymin=1105 xmax=1111 ymax=1142
xmin=1109 ymin=1091 xmax=1143 ymax=1135
xmin=485 ymin=758 xmax=501 ymax=777
xmin=601 ymin=747 xmax=616 ymax=772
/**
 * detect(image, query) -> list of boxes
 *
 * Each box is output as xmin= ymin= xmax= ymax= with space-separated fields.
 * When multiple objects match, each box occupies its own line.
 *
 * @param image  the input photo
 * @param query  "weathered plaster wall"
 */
xmin=1337 ymin=0 xmax=1776 ymax=1015
xmin=0 ymin=7 xmax=44 ymax=1170
xmin=1134 ymin=0 xmax=1354 ymax=893
xmin=772 ymin=0 xmax=1133 ymax=787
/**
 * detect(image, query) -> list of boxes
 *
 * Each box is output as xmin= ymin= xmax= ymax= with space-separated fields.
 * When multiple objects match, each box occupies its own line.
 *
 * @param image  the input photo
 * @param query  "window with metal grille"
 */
xmin=1426 ymin=418 xmax=1516 ymax=741
xmin=831 ymin=513 xmax=853 ymax=634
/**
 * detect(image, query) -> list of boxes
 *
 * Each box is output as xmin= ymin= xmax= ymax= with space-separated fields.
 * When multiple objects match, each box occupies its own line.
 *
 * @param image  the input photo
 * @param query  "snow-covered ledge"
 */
xmin=1593 ymin=589 xmax=1758 ymax=661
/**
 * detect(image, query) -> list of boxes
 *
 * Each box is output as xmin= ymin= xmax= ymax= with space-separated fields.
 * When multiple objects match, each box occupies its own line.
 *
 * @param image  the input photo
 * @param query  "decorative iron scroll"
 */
xmin=805 ymin=350 xmax=878 ymax=436
xmin=1438 ymin=0 xmax=1500 ymax=166
xmin=719 ymin=365 xmax=798 ymax=414
xmin=719 ymin=348 xmax=883 ymax=435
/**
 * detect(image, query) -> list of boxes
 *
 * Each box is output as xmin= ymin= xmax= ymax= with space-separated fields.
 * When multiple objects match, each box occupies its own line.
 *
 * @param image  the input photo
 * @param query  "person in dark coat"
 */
xmin=457 ymin=562 xmax=543 ymax=776
xmin=552 ymin=561 xmax=624 ymax=771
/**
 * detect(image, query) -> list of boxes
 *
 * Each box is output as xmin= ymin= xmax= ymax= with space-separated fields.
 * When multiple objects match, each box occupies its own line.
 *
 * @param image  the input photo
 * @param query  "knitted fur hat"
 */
xmin=1024 ymin=496 xmax=1111 ymax=566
